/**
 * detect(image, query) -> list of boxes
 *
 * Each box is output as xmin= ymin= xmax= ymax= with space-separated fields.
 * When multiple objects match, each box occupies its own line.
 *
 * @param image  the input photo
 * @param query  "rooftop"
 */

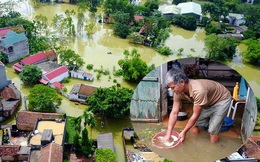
xmin=29 ymin=119 xmax=65 ymax=146
xmin=44 ymin=66 xmax=68 ymax=81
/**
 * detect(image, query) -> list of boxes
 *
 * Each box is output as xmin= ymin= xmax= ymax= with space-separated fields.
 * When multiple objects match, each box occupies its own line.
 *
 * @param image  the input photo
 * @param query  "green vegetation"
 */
xmin=66 ymin=111 xmax=96 ymax=157
xmin=204 ymin=34 xmax=238 ymax=61
xmin=27 ymin=84 xmax=62 ymax=113
xmin=242 ymin=38 xmax=260 ymax=65
xmin=86 ymin=85 xmax=134 ymax=118
xmin=59 ymin=49 xmax=85 ymax=70
xmin=117 ymin=49 xmax=155 ymax=83
xmin=86 ymin=64 xmax=94 ymax=70
xmin=19 ymin=65 xmax=42 ymax=86
xmin=94 ymin=148 xmax=117 ymax=162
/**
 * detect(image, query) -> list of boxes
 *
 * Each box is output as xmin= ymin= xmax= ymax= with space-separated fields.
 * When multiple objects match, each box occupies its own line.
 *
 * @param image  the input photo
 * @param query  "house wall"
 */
xmin=47 ymin=72 xmax=69 ymax=83
xmin=69 ymin=93 xmax=78 ymax=101
xmin=5 ymin=40 xmax=29 ymax=63
xmin=70 ymin=71 xmax=83 ymax=79
xmin=0 ymin=64 xmax=10 ymax=90
xmin=235 ymin=19 xmax=246 ymax=27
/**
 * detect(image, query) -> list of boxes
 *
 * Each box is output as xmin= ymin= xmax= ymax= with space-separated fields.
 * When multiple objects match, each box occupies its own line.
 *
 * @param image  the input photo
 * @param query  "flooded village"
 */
xmin=0 ymin=0 xmax=260 ymax=162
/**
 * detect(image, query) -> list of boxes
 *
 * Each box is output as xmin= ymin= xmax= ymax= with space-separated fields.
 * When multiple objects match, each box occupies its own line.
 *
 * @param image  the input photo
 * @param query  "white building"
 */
xmin=42 ymin=66 xmax=69 ymax=84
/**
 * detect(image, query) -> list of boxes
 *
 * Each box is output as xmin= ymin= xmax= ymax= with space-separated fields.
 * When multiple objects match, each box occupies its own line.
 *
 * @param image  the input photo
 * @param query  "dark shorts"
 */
xmin=194 ymin=96 xmax=232 ymax=134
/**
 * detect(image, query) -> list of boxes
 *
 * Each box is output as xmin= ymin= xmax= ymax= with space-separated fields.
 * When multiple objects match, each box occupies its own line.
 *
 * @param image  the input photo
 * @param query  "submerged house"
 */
xmin=177 ymin=2 xmax=202 ymax=19
xmin=12 ymin=50 xmax=57 ymax=72
xmin=228 ymin=13 xmax=246 ymax=27
xmin=70 ymin=69 xmax=94 ymax=81
xmin=0 ymin=27 xmax=29 ymax=63
xmin=41 ymin=66 xmax=69 ymax=84
xmin=0 ymin=110 xmax=65 ymax=161
xmin=69 ymin=84 xmax=99 ymax=103
xmin=0 ymin=61 xmax=11 ymax=90
xmin=0 ymin=61 xmax=21 ymax=122
xmin=158 ymin=4 xmax=181 ymax=20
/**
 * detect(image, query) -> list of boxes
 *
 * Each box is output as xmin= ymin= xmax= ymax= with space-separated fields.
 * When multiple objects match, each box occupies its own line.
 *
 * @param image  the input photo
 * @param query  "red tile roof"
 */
xmin=21 ymin=50 xmax=56 ymax=65
xmin=39 ymin=78 xmax=49 ymax=85
xmin=16 ymin=110 xmax=63 ymax=131
xmin=0 ymin=27 xmax=12 ymax=36
xmin=1 ymin=87 xmax=18 ymax=101
xmin=12 ymin=62 xmax=23 ymax=72
xmin=0 ymin=146 xmax=20 ymax=156
xmin=44 ymin=66 xmax=68 ymax=81
xmin=0 ymin=26 xmax=24 ymax=36
xmin=134 ymin=15 xmax=144 ymax=21
xmin=39 ymin=143 xmax=63 ymax=162
xmin=53 ymin=82 xmax=64 ymax=89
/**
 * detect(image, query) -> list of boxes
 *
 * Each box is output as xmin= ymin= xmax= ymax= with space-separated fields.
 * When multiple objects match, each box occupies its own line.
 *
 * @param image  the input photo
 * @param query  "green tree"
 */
xmin=81 ymin=128 xmax=92 ymax=156
xmin=205 ymin=23 xmax=223 ymax=35
xmin=19 ymin=65 xmax=42 ymax=86
xmin=117 ymin=49 xmax=155 ymax=82
xmin=86 ymin=85 xmax=134 ymax=118
xmin=33 ymin=14 xmax=48 ymax=36
xmin=204 ymin=34 xmax=238 ymax=61
xmin=111 ymin=11 xmax=131 ymax=38
xmin=78 ymin=0 xmax=100 ymax=13
xmin=157 ymin=46 xmax=172 ymax=55
xmin=59 ymin=49 xmax=85 ymax=70
xmin=144 ymin=0 xmax=159 ymax=16
xmin=73 ymin=132 xmax=81 ymax=151
xmin=242 ymin=38 xmax=260 ymax=65
xmin=28 ymin=84 xmax=62 ymax=112
xmin=94 ymin=148 xmax=117 ymax=162
xmin=0 ymin=52 xmax=8 ymax=63
xmin=28 ymin=36 xmax=51 ymax=54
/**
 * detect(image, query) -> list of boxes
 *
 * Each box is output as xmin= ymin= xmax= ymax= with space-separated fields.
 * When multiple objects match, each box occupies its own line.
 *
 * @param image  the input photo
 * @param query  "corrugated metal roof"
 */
xmin=177 ymin=2 xmax=202 ymax=16
xmin=97 ymin=132 xmax=115 ymax=152
xmin=21 ymin=50 xmax=56 ymax=65
xmin=1 ymin=31 xmax=27 ymax=46
xmin=158 ymin=4 xmax=180 ymax=15
xmin=44 ymin=66 xmax=68 ymax=81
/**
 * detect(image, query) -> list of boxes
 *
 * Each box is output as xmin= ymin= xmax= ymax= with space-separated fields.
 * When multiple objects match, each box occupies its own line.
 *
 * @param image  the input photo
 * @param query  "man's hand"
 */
xmin=178 ymin=131 xmax=186 ymax=142
xmin=162 ymin=133 xmax=172 ymax=143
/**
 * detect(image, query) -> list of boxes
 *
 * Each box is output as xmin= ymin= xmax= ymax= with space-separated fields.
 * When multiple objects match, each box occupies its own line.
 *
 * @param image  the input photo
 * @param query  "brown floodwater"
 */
xmin=132 ymin=122 xmax=242 ymax=162
xmin=3 ymin=1 xmax=260 ymax=162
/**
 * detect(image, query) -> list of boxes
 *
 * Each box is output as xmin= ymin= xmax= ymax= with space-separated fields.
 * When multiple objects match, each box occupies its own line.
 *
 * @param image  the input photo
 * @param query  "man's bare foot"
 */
xmin=210 ymin=134 xmax=219 ymax=143
xmin=190 ymin=126 xmax=200 ymax=134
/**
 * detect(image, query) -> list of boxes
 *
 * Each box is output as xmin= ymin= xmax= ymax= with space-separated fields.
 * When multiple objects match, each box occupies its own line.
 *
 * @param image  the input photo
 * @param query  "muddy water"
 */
xmin=133 ymin=122 xmax=242 ymax=162
xmin=3 ymin=1 xmax=260 ymax=162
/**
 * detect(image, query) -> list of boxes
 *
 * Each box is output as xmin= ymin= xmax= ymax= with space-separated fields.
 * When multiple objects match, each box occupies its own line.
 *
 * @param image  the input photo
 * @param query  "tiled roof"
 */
xmin=0 ymin=26 xmax=24 ymax=36
xmin=39 ymin=143 xmax=63 ymax=162
xmin=53 ymin=82 xmax=64 ymax=89
xmin=1 ymin=87 xmax=18 ymax=101
xmin=1 ymin=31 xmax=27 ymax=46
xmin=134 ymin=15 xmax=144 ymax=21
xmin=21 ymin=50 xmax=57 ymax=65
xmin=78 ymin=84 xmax=98 ymax=96
xmin=0 ymin=145 xmax=20 ymax=156
xmin=16 ymin=110 xmax=63 ymax=131
xmin=12 ymin=62 xmax=23 ymax=72
xmin=44 ymin=66 xmax=68 ymax=81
